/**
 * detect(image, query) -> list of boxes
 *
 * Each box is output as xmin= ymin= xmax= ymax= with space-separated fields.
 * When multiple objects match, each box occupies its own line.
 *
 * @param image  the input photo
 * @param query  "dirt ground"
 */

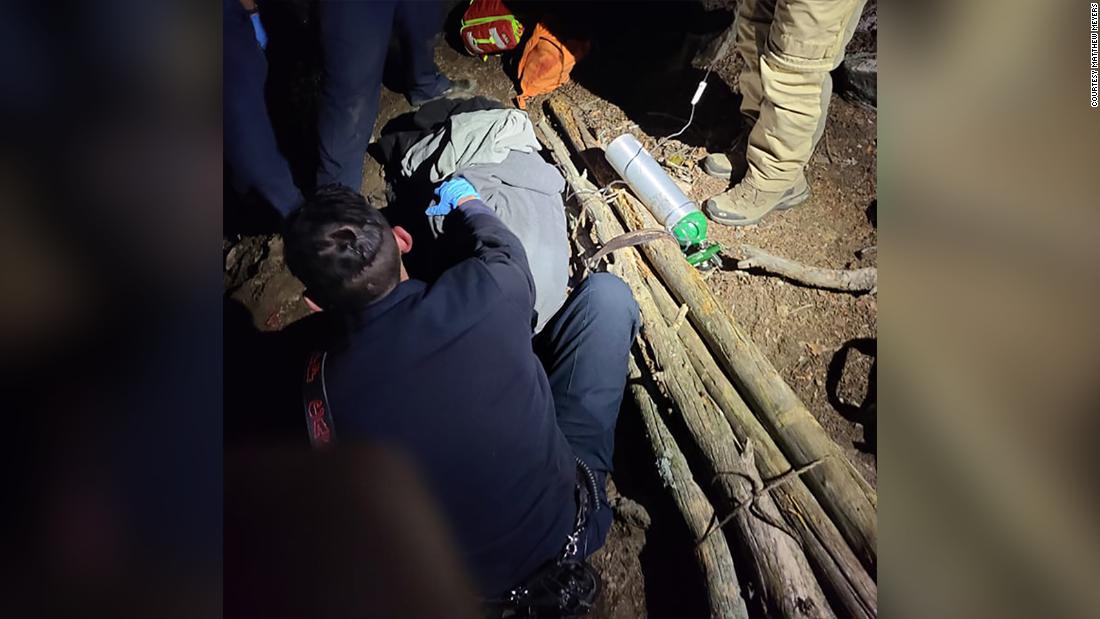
xmin=225 ymin=2 xmax=876 ymax=615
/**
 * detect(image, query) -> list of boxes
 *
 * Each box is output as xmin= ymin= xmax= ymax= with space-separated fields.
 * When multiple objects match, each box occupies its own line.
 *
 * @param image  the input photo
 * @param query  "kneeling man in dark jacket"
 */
xmin=282 ymin=180 xmax=639 ymax=598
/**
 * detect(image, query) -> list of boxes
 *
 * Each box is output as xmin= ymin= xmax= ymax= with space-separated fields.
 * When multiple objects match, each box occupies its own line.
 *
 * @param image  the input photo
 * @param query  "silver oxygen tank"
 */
xmin=605 ymin=133 xmax=697 ymax=229
xmin=604 ymin=134 xmax=718 ymax=266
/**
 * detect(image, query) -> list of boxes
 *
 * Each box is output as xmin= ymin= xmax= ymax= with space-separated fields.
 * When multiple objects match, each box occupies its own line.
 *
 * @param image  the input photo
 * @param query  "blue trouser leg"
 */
xmin=535 ymin=273 xmax=639 ymax=554
xmin=394 ymin=0 xmax=451 ymax=103
xmin=315 ymin=0 xmax=397 ymax=190
xmin=223 ymin=0 xmax=301 ymax=215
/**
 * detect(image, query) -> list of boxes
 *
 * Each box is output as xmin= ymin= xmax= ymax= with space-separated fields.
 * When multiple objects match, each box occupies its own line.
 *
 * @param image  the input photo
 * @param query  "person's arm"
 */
xmin=427 ymin=178 xmax=536 ymax=316
xmin=442 ymin=197 xmax=536 ymax=312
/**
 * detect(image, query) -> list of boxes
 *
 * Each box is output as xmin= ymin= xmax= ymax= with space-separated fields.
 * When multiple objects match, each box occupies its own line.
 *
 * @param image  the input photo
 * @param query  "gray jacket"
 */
xmin=401 ymin=109 xmax=540 ymax=182
xmin=400 ymin=108 xmax=569 ymax=333
xmin=432 ymin=151 xmax=569 ymax=333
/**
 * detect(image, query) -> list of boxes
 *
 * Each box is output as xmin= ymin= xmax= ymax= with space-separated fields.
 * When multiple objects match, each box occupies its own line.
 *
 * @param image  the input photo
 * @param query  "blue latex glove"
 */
xmin=249 ymin=11 xmax=268 ymax=50
xmin=425 ymin=176 xmax=480 ymax=216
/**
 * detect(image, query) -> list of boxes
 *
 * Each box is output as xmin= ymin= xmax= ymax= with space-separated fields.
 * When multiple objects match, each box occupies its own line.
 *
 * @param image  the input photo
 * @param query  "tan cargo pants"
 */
xmin=734 ymin=0 xmax=867 ymax=192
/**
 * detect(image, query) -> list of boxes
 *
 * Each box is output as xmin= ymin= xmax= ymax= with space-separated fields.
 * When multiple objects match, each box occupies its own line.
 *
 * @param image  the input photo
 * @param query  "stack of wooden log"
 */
xmin=537 ymin=95 xmax=877 ymax=619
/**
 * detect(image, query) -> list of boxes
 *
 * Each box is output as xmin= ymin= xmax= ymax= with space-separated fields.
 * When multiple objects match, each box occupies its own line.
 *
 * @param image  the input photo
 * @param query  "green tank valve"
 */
xmin=672 ymin=211 xmax=722 ymax=268
xmin=670 ymin=211 xmax=708 ymax=246
xmin=684 ymin=242 xmax=722 ymax=268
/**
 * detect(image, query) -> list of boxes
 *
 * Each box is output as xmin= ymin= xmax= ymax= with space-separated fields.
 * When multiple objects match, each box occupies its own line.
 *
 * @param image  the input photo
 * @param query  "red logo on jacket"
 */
xmin=307 ymin=399 xmax=331 ymax=444
xmin=305 ymin=353 xmax=322 ymax=383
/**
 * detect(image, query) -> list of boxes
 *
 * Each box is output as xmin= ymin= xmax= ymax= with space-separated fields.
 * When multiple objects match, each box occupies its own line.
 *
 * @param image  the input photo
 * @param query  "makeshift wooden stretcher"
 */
xmin=538 ymin=94 xmax=878 ymax=619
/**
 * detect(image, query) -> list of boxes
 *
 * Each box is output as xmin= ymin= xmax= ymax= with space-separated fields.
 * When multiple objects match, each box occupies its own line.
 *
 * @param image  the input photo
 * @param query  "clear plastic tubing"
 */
xmin=605 ymin=133 xmax=699 ymax=230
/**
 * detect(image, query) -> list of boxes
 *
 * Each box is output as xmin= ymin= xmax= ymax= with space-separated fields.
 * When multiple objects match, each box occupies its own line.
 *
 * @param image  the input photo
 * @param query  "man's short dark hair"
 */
xmin=284 ymin=184 xmax=401 ymax=311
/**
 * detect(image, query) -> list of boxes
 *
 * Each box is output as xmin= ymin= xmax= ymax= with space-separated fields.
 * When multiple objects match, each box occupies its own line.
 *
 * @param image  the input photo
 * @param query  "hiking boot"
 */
xmin=409 ymin=78 xmax=479 ymax=108
xmin=703 ymin=152 xmax=747 ymax=181
xmin=702 ymin=124 xmax=752 ymax=182
xmin=704 ymin=173 xmax=811 ymax=227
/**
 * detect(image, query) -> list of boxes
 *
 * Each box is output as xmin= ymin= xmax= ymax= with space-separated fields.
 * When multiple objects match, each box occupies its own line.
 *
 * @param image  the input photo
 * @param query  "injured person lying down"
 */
xmin=376 ymin=96 xmax=570 ymax=333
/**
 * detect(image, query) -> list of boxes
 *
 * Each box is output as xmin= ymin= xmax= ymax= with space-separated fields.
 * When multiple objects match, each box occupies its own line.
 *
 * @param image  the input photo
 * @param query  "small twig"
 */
xmin=571 ymin=107 xmax=596 ymax=150
xmin=563 ymin=180 xmax=630 ymax=203
xmin=856 ymin=245 xmax=877 ymax=259
xmin=670 ymin=304 xmax=690 ymax=332
xmin=667 ymin=141 xmax=694 ymax=161
xmin=602 ymin=121 xmax=639 ymax=145
xmin=569 ymin=215 xmax=584 ymax=243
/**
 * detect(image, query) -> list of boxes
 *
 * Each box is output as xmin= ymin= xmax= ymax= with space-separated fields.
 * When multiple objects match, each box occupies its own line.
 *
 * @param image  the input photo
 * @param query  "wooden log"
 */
xmin=545 ymin=120 xmax=746 ymax=617
xmin=639 ymin=267 xmax=878 ymax=617
xmin=627 ymin=167 xmax=882 ymax=570
xmin=540 ymin=121 xmax=835 ymax=619
xmin=543 ymin=116 xmax=875 ymax=616
xmin=551 ymin=111 xmax=875 ymax=613
xmin=736 ymin=244 xmax=877 ymax=293
xmin=545 ymin=95 xmax=878 ymax=572
xmin=628 ymin=357 xmax=750 ymax=619
xmin=625 ymin=250 xmax=833 ymax=618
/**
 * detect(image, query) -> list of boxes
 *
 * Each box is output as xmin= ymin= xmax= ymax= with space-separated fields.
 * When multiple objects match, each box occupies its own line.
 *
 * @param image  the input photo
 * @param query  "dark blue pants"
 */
xmin=316 ymin=0 xmax=451 ymax=190
xmin=535 ymin=273 xmax=640 ymax=554
xmin=223 ymin=0 xmax=301 ymax=216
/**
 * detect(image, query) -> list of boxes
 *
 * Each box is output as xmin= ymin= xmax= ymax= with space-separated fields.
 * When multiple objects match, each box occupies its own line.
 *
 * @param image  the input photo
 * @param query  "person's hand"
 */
xmin=425 ymin=177 xmax=480 ymax=216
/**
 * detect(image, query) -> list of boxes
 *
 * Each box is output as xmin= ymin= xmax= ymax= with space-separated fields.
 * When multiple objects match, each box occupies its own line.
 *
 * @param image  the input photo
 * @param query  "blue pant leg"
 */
xmin=538 ymin=273 xmax=639 ymax=474
xmin=223 ymin=0 xmax=301 ymax=215
xmin=394 ymin=0 xmax=450 ymax=103
xmin=315 ymin=0 xmax=397 ymax=190
xmin=536 ymin=273 xmax=639 ymax=553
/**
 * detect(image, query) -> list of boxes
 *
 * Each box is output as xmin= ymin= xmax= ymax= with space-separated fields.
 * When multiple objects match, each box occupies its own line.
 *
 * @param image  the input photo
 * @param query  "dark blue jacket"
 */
xmin=321 ymin=200 xmax=577 ymax=596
